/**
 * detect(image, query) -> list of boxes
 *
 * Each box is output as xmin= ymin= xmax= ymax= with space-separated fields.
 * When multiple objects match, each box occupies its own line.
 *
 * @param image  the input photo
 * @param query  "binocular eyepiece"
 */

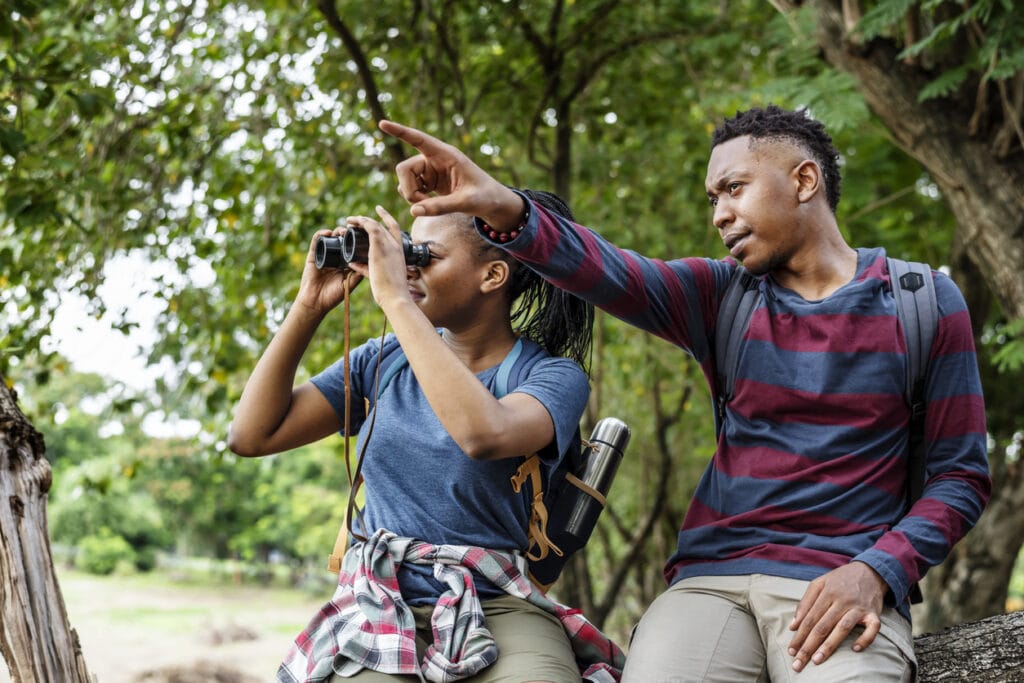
xmin=314 ymin=227 xmax=431 ymax=270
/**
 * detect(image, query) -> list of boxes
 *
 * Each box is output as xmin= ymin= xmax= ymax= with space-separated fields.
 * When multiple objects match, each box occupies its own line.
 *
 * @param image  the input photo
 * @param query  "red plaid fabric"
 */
xmin=278 ymin=529 xmax=624 ymax=682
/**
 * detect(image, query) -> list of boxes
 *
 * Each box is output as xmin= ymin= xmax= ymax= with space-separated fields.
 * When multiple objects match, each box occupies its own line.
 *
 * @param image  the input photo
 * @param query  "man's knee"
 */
xmin=622 ymin=583 xmax=767 ymax=683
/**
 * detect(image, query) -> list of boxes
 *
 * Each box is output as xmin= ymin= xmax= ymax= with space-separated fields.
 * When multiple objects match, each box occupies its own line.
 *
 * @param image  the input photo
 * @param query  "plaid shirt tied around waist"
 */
xmin=277 ymin=529 xmax=624 ymax=682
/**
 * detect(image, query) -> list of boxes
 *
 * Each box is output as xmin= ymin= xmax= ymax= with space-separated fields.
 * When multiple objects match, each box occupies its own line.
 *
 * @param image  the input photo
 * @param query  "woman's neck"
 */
xmin=441 ymin=319 xmax=517 ymax=373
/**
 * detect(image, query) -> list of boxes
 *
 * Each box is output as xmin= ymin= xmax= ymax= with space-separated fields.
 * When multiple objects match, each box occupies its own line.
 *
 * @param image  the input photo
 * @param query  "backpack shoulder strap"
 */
xmin=887 ymin=257 xmax=938 ymax=506
xmin=888 ymin=258 xmax=938 ymax=410
xmin=714 ymin=267 xmax=762 ymax=438
xmin=888 ymin=257 xmax=937 ymax=606
xmin=494 ymin=337 xmax=526 ymax=398
xmin=376 ymin=348 xmax=409 ymax=398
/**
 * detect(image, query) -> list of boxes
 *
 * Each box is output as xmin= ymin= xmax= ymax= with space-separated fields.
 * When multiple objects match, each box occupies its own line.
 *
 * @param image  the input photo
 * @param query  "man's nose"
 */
xmin=713 ymin=200 xmax=734 ymax=230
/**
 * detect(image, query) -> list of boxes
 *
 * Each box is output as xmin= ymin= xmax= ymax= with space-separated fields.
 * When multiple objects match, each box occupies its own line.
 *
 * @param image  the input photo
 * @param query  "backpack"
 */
xmin=327 ymin=336 xmax=629 ymax=591
xmin=713 ymin=257 xmax=937 ymax=602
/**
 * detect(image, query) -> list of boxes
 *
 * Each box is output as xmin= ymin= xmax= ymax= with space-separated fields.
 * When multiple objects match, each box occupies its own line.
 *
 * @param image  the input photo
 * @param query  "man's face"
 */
xmin=705 ymin=136 xmax=808 ymax=275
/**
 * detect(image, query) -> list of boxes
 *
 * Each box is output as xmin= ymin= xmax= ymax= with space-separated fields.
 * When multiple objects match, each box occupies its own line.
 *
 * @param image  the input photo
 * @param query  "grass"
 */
xmin=1 ymin=565 xmax=328 ymax=683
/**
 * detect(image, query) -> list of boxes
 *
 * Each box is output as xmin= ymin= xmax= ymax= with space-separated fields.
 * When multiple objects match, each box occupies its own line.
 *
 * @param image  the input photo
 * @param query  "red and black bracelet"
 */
xmin=480 ymin=202 xmax=530 ymax=243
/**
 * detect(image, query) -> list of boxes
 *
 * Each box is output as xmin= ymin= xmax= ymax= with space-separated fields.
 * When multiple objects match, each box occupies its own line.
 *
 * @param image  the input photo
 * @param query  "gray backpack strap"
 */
xmin=714 ymin=267 xmax=762 ymax=438
xmin=889 ymin=257 xmax=938 ymax=607
xmin=889 ymin=258 xmax=938 ymax=412
xmin=888 ymin=257 xmax=938 ymax=507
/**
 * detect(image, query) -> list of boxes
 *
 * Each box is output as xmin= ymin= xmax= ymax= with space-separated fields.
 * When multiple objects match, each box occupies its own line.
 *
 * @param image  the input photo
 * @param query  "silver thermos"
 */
xmin=526 ymin=416 xmax=631 ymax=586
xmin=564 ymin=417 xmax=631 ymax=536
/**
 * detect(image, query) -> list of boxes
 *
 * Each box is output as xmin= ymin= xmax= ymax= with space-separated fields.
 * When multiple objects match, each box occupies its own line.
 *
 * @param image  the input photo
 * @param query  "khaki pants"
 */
xmin=330 ymin=594 xmax=580 ymax=683
xmin=621 ymin=575 xmax=916 ymax=683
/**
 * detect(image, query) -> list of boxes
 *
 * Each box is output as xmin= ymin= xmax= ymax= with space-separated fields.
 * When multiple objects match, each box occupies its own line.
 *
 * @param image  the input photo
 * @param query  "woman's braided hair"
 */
xmin=475 ymin=189 xmax=594 ymax=374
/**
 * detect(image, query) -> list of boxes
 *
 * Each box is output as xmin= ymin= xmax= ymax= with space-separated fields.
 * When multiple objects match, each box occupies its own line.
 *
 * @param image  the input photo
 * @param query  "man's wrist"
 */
xmin=482 ymin=187 xmax=529 ymax=233
xmin=852 ymin=560 xmax=890 ymax=598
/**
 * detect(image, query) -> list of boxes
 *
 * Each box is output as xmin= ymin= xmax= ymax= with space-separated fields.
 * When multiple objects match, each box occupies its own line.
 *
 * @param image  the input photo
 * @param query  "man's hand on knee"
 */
xmin=787 ymin=562 xmax=888 ymax=672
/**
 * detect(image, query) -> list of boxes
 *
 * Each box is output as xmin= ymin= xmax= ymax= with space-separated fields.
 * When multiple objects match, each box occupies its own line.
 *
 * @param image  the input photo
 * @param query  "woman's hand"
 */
xmin=344 ymin=206 xmax=416 ymax=314
xmin=294 ymin=227 xmax=363 ymax=315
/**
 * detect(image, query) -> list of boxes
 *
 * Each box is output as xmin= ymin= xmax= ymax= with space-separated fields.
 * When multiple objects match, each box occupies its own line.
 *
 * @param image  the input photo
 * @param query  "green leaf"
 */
xmin=68 ymin=90 xmax=110 ymax=119
xmin=0 ymin=125 xmax=28 ymax=155
xmin=918 ymin=64 xmax=971 ymax=101
xmin=856 ymin=0 xmax=918 ymax=41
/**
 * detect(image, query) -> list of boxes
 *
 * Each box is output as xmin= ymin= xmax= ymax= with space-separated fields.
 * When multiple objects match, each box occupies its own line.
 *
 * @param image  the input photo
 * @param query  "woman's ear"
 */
xmin=794 ymin=159 xmax=822 ymax=204
xmin=480 ymin=259 xmax=510 ymax=294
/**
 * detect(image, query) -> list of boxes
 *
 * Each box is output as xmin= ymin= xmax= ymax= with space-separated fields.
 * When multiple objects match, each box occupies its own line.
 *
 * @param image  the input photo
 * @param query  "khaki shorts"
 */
xmin=621 ymin=574 xmax=916 ymax=683
xmin=331 ymin=594 xmax=579 ymax=683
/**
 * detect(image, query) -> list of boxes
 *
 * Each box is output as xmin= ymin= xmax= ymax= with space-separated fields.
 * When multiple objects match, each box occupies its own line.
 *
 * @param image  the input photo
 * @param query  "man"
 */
xmin=377 ymin=105 xmax=990 ymax=682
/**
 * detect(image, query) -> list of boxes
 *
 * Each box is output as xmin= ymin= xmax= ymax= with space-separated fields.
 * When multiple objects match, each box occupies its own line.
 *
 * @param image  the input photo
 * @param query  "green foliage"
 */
xmin=77 ymin=528 xmax=136 ymax=575
xmin=988 ymin=318 xmax=1024 ymax=374
xmin=854 ymin=0 xmax=1024 ymax=103
xmin=857 ymin=0 xmax=919 ymax=38
xmin=137 ymin=438 xmax=351 ymax=563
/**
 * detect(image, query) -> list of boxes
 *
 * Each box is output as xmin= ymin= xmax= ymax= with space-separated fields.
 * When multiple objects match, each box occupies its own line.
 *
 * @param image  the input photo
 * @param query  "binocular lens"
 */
xmin=314 ymin=236 xmax=344 ymax=269
xmin=342 ymin=227 xmax=369 ymax=264
xmin=314 ymin=227 xmax=431 ymax=270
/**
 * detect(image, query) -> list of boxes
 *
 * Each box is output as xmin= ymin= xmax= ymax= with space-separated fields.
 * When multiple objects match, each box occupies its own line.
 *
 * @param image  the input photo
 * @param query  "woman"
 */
xmin=228 ymin=191 xmax=621 ymax=682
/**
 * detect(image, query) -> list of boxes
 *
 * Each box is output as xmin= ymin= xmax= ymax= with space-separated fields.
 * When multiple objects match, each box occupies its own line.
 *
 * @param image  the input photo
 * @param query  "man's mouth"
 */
xmin=723 ymin=232 xmax=750 ymax=257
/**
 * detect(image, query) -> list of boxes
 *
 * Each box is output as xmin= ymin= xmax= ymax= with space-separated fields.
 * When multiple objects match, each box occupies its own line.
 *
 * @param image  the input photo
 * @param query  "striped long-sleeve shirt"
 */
xmin=482 ymin=194 xmax=990 ymax=617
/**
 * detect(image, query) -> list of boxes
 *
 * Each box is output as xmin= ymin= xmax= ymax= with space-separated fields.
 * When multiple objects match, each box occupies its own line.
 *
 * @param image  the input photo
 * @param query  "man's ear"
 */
xmin=480 ymin=259 xmax=510 ymax=294
xmin=794 ymin=159 xmax=822 ymax=204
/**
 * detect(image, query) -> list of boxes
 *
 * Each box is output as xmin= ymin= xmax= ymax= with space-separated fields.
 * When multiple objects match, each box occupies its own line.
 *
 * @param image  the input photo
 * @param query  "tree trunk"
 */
xmin=915 ymin=610 xmax=1024 ymax=682
xmin=804 ymin=0 xmax=1024 ymax=320
xmin=769 ymin=0 xmax=1024 ymax=630
xmin=916 ymin=455 xmax=1024 ymax=633
xmin=0 ymin=381 xmax=93 ymax=682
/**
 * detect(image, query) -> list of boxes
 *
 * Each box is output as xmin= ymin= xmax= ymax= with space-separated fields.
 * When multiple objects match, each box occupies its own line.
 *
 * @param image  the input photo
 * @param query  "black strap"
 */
xmin=888 ymin=257 xmax=938 ymax=605
xmin=887 ymin=257 xmax=937 ymax=508
xmin=713 ymin=267 xmax=761 ymax=438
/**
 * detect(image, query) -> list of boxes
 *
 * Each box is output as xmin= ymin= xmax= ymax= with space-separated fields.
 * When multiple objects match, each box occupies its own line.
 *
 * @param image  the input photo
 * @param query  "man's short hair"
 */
xmin=711 ymin=105 xmax=842 ymax=213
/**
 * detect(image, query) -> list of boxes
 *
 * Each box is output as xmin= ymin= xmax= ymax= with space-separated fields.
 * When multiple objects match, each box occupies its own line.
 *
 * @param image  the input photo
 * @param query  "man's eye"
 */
xmin=708 ymin=196 xmax=718 ymax=207
xmin=728 ymin=182 xmax=741 ymax=193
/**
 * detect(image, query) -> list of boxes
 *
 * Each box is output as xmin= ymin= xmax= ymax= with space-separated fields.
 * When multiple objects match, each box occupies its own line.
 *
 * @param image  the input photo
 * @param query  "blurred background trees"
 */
xmin=2 ymin=0 xmax=1022 ymax=659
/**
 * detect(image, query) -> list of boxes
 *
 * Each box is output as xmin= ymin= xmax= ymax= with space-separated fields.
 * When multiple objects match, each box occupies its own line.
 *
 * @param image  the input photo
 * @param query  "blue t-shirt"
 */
xmin=311 ymin=333 xmax=589 ymax=603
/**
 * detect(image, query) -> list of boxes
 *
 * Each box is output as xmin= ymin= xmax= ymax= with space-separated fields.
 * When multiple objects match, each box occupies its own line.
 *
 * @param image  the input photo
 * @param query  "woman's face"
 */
xmin=406 ymin=214 xmax=495 ymax=329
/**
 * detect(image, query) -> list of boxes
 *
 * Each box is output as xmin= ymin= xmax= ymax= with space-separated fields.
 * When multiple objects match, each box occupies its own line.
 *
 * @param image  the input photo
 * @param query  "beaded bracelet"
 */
xmin=480 ymin=201 xmax=530 ymax=243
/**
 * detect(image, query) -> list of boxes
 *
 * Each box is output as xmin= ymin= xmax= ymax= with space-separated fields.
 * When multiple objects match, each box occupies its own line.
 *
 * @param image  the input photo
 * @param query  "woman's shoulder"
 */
xmin=513 ymin=338 xmax=588 ymax=382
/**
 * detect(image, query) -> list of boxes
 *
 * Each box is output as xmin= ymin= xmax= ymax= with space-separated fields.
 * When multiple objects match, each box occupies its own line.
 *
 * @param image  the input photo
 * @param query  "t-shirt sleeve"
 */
xmin=510 ymin=356 xmax=590 ymax=466
xmin=310 ymin=335 xmax=395 ymax=436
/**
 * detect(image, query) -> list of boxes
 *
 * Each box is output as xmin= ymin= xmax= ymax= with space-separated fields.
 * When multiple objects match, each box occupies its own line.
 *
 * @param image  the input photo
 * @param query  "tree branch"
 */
xmin=316 ymin=0 xmax=406 ymax=167
xmin=593 ymin=368 xmax=691 ymax=624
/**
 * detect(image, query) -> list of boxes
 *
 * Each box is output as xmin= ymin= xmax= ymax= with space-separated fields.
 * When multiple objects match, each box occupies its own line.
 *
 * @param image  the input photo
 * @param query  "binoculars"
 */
xmin=314 ymin=227 xmax=432 ymax=270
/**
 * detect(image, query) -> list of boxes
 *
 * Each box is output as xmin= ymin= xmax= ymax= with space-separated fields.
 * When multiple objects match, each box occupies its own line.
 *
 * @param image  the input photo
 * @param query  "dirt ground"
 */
xmin=0 ymin=568 xmax=327 ymax=683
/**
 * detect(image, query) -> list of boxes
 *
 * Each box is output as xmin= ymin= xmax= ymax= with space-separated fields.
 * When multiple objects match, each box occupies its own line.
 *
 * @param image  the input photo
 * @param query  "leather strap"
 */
xmin=327 ymin=279 xmax=386 ymax=572
xmin=510 ymin=454 xmax=564 ymax=563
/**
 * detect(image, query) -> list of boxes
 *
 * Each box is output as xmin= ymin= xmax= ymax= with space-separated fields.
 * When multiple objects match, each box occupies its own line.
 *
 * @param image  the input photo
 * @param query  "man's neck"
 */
xmin=773 ymin=240 xmax=859 ymax=301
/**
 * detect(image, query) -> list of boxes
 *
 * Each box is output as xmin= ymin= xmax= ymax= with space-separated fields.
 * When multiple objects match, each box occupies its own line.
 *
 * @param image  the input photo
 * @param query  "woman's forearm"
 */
xmin=227 ymin=302 xmax=328 ymax=456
